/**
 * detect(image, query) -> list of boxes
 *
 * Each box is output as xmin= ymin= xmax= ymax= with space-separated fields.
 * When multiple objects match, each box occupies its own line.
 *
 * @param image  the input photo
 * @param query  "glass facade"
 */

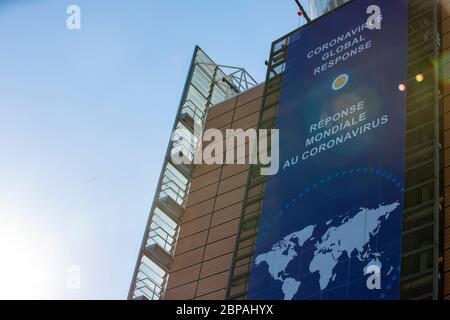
xmin=129 ymin=47 xmax=257 ymax=300
xmin=306 ymin=0 xmax=352 ymax=20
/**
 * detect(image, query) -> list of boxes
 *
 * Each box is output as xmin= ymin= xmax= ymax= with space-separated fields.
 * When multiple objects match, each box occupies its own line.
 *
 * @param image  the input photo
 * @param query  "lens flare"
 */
xmin=415 ymin=74 xmax=424 ymax=82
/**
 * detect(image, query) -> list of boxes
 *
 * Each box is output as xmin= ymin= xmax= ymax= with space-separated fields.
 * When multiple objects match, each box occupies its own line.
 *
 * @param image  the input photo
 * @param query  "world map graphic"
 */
xmin=254 ymin=201 xmax=400 ymax=300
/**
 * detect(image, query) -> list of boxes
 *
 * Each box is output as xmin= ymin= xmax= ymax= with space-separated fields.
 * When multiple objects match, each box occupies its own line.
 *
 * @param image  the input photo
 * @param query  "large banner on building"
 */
xmin=248 ymin=0 xmax=408 ymax=300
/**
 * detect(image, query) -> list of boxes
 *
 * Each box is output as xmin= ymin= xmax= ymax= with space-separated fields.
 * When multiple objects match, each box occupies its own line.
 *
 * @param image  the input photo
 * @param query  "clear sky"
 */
xmin=0 ymin=0 xmax=305 ymax=299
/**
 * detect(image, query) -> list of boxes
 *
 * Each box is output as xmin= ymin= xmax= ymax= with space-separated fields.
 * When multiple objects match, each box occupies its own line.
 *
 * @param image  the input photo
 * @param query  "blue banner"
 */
xmin=248 ymin=0 xmax=408 ymax=300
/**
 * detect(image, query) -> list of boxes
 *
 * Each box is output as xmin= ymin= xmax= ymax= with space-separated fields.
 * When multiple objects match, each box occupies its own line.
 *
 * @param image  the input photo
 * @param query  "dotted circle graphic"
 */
xmin=257 ymin=167 xmax=404 ymax=242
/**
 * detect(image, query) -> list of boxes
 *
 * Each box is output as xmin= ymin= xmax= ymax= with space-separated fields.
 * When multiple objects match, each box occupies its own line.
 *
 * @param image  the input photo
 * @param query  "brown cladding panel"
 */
xmin=193 ymin=163 xmax=223 ymax=179
xmin=445 ymin=188 xmax=450 ymax=208
xmin=444 ymin=96 xmax=450 ymax=114
xmin=171 ymin=247 xmax=205 ymax=272
xmin=445 ymin=148 xmax=450 ymax=167
xmin=217 ymin=171 xmax=249 ymax=195
xmin=225 ymin=129 xmax=258 ymax=151
xmin=190 ymin=167 xmax=222 ymax=193
xmin=214 ymin=186 xmax=246 ymax=211
xmin=445 ymin=169 xmax=450 ymax=187
xmin=444 ymin=62 xmax=450 ymax=81
xmin=233 ymin=98 xmax=263 ymax=121
xmin=204 ymin=110 xmax=234 ymax=131
xmin=195 ymin=290 xmax=226 ymax=300
xmin=166 ymin=264 xmax=201 ymax=290
xmin=444 ymin=0 xmax=450 ymax=22
xmin=445 ymin=19 xmax=450 ymax=36
xmin=202 ymin=149 xmax=226 ymax=166
xmin=446 ymin=208 xmax=450 ymax=228
xmin=185 ymin=183 xmax=219 ymax=208
xmin=200 ymin=253 xmax=234 ymax=279
xmin=174 ymin=230 xmax=208 ymax=255
xmin=445 ymin=272 xmax=450 ymax=296
xmin=203 ymin=236 xmax=237 ymax=261
xmin=183 ymin=198 xmax=215 ymax=223
xmin=164 ymin=281 xmax=197 ymax=300
xmin=444 ymin=249 xmax=450 ymax=272
xmin=207 ymin=218 xmax=240 ymax=244
xmin=211 ymin=202 xmax=243 ymax=227
xmin=444 ymin=112 xmax=450 ymax=131
xmin=236 ymin=84 xmax=264 ymax=105
xmin=202 ymin=139 xmax=255 ymax=166
xmin=178 ymin=214 xmax=212 ymax=240
xmin=196 ymin=271 xmax=229 ymax=298
xmin=207 ymin=97 xmax=237 ymax=121
xmin=444 ymin=32 xmax=450 ymax=50
xmin=231 ymin=112 xmax=260 ymax=131
xmin=444 ymin=130 xmax=450 ymax=151
xmin=165 ymin=84 xmax=265 ymax=299
xmin=201 ymin=125 xmax=229 ymax=163
xmin=221 ymin=163 xmax=249 ymax=180
xmin=445 ymin=228 xmax=450 ymax=250
xmin=444 ymin=80 xmax=450 ymax=97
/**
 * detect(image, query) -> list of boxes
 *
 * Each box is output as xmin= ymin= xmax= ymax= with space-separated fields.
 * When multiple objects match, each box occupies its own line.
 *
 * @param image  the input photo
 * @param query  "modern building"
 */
xmin=128 ymin=0 xmax=450 ymax=300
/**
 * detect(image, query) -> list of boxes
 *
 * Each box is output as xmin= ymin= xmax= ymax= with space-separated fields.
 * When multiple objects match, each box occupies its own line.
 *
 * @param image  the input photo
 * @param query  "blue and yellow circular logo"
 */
xmin=332 ymin=74 xmax=349 ymax=91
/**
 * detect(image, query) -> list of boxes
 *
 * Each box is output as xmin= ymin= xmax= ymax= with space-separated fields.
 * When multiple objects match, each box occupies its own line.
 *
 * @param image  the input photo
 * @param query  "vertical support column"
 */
xmin=226 ymin=35 xmax=288 ymax=300
xmin=441 ymin=0 xmax=450 ymax=301
xmin=432 ymin=0 xmax=442 ymax=301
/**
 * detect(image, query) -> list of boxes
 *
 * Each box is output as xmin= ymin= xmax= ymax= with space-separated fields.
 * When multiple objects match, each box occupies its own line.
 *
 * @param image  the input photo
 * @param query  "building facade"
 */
xmin=130 ymin=0 xmax=450 ymax=300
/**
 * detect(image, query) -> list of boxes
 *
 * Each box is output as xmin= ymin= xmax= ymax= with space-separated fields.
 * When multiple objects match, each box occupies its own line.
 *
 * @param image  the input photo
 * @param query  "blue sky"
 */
xmin=0 ymin=0 xmax=304 ymax=299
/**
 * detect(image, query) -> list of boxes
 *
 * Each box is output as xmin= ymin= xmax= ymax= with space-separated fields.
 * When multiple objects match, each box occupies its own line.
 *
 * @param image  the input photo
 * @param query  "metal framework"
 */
xmin=128 ymin=46 xmax=258 ymax=300
xmin=294 ymin=0 xmax=312 ymax=23
xmin=197 ymin=63 xmax=258 ymax=94
xmin=226 ymin=0 xmax=443 ymax=300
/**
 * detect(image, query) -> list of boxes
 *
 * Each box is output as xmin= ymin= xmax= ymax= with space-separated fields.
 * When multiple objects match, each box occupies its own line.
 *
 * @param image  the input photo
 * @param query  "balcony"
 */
xmin=143 ymin=243 xmax=173 ymax=271
xmin=157 ymin=195 xmax=184 ymax=223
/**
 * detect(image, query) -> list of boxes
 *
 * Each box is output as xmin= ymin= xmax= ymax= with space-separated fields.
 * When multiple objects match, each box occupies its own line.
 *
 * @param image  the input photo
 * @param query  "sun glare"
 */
xmin=0 ymin=211 xmax=62 ymax=299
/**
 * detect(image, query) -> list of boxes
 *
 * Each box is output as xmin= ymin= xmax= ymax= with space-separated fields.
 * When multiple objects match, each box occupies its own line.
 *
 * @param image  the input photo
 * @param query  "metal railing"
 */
xmin=147 ymin=225 xmax=178 ymax=255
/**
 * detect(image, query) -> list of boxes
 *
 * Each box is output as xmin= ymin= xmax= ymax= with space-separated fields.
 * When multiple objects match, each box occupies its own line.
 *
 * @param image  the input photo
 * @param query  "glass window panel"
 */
xmin=159 ymin=163 xmax=190 ymax=205
xmin=171 ymin=122 xmax=197 ymax=161
xmin=192 ymin=66 xmax=213 ymax=94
